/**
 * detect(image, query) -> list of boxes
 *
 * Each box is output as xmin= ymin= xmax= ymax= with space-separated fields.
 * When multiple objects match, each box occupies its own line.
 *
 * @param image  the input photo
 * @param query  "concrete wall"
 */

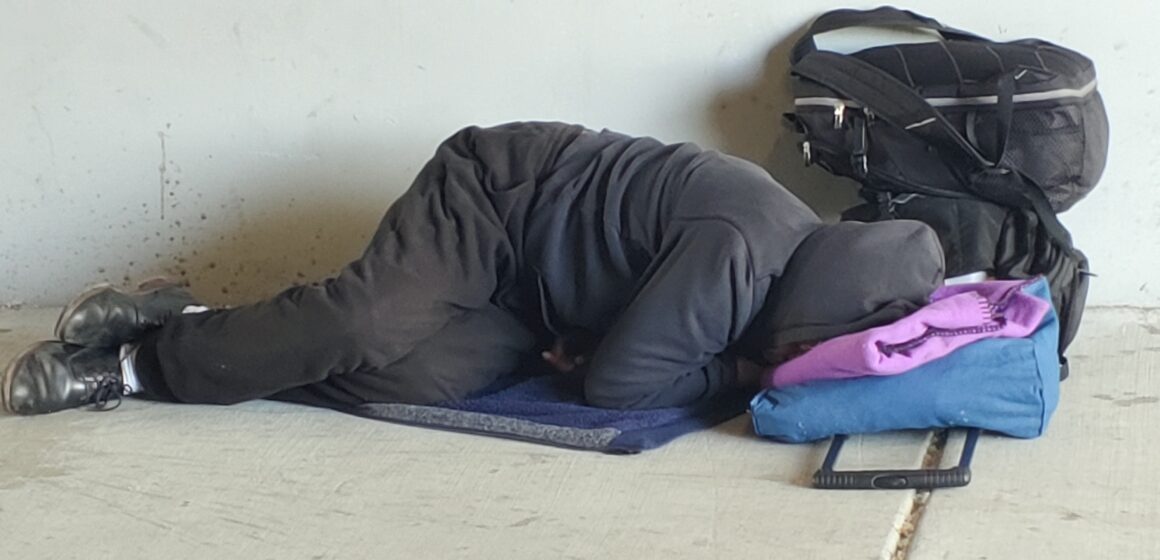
xmin=2 ymin=0 xmax=1155 ymax=306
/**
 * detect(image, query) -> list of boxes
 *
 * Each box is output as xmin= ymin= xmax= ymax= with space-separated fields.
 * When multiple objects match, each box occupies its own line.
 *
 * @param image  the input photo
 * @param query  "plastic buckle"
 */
xmin=851 ymin=113 xmax=869 ymax=176
xmin=851 ymin=153 xmax=868 ymax=177
xmin=832 ymin=102 xmax=846 ymax=129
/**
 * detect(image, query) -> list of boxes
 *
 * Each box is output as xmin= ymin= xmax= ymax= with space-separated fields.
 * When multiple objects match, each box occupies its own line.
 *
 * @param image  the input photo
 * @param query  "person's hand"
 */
xmin=541 ymin=330 xmax=600 ymax=373
xmin=541 ymin=337 xmax=588 ymax=373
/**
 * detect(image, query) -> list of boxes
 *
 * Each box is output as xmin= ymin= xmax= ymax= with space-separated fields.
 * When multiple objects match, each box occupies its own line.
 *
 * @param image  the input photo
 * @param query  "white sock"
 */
xmin=118 ymin=344 xmax=144 ymax=395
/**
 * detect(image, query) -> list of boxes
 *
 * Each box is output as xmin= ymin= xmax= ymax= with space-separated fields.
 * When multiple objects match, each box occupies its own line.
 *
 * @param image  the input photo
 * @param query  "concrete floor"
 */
xmin=1 ymin=307 xmax=1158 ymax=559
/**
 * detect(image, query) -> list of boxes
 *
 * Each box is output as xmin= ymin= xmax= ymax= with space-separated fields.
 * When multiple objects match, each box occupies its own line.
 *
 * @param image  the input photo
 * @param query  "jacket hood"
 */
xmin=755 ymin=220 xmax=945 ymax=360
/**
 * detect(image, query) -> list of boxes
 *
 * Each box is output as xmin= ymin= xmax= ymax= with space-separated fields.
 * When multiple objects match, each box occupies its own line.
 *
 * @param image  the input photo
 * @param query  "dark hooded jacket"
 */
xmin=446 ymin=123 xmax=944 ymax=409
xmin=474 ymin=124 xmax=821 ymax=408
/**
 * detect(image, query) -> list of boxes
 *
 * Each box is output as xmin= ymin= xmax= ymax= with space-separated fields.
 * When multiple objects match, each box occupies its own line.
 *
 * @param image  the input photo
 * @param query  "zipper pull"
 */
xmin=801 ymin=141 xmax=812 ymax=166
xmin=832 ymin=102 xmax=846 ymax=129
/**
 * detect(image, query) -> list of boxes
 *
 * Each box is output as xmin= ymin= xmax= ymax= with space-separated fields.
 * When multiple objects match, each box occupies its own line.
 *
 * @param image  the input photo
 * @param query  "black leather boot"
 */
xmin=54 ymin=278 xmax=199 ymax=348
xmin=2 ymin=341 xmax=126 ymax=415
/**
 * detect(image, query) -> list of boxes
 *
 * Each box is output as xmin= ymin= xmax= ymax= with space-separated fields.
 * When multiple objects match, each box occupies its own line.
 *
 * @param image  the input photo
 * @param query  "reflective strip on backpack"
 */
xmin=795 ymin=79 xmax=1097 ymax=109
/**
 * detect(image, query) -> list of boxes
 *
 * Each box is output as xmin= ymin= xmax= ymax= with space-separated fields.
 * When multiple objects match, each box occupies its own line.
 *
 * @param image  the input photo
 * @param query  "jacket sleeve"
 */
xmin=583 ymin=219 xmax=760 ymax=409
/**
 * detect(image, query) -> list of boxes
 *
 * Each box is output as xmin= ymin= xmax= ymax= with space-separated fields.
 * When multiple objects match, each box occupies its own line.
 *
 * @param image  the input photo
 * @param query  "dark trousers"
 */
xmin=134 ymin=126 xmax=551 ymax=408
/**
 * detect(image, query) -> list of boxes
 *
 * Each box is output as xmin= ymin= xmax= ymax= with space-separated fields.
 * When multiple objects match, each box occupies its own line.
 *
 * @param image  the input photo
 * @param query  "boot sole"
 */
xmin=1 ymin=342 xmax=45 ymax=414
xmin=52 ymin=277 xmax=179 ymax=344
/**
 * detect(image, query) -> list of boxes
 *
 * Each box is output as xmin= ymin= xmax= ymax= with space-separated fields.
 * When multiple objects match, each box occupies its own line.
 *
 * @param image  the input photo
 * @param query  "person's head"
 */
xmin=748 ymin=220 xmax=945 ymax=365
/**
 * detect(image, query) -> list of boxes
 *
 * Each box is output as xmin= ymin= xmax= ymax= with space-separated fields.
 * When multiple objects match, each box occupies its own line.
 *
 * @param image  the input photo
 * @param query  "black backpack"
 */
xmin=784 ymin=7 xmax=1109 ymax=377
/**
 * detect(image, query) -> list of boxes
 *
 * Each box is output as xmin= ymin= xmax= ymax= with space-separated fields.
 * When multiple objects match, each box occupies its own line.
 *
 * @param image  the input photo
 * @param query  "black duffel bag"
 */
xmin=784 ymin=7 xmax=1108 ymax=376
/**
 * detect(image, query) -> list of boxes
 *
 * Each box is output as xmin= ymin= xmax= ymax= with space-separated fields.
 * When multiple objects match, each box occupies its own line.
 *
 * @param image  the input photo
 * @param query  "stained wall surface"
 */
xmin=3 ymin=1 xmax=1152 ymax=306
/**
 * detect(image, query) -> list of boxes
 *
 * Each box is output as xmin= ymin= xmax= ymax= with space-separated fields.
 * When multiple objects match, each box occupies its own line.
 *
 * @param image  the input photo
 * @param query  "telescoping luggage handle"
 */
xmin=813 ymin=428 xmax=980 ymax=490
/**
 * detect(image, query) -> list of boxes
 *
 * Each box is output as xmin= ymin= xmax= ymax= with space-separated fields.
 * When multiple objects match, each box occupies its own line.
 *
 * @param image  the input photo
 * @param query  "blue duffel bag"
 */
xmin=750 ymin=277 xmax=1060 ymax=443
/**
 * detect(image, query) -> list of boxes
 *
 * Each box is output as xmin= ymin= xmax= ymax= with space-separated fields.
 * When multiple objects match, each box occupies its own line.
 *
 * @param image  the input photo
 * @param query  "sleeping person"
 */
xmin=3 ymin=122 xmax=942 ymax=416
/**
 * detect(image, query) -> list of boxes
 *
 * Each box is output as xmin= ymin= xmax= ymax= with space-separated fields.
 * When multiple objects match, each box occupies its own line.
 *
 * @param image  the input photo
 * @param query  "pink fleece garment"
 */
xmin=765 ymin=279 xmax=1051 ymax=389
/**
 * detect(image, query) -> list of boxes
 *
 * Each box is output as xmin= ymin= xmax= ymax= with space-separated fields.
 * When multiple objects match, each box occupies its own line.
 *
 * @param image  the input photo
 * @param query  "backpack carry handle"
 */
xmin=791 ymin=6 xmax=985 ymax=64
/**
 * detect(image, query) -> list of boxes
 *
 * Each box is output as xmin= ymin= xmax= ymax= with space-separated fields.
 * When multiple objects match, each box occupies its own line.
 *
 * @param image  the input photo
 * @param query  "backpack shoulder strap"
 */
xmin=793 ymin=50 xmax=1075 ymax=248
xmin=793 ymin=51 xmax=990 ymax=165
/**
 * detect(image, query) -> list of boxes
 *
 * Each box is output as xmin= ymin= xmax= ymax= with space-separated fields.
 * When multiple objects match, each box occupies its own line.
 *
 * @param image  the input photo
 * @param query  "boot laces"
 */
xmin=90 ymin=376 xmax=125 ymax=411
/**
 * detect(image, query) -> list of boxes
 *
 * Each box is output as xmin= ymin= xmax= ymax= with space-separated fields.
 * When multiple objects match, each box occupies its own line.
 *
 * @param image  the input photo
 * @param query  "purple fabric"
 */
xmin=766 ymin=278 xmax=1052 ymax=388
